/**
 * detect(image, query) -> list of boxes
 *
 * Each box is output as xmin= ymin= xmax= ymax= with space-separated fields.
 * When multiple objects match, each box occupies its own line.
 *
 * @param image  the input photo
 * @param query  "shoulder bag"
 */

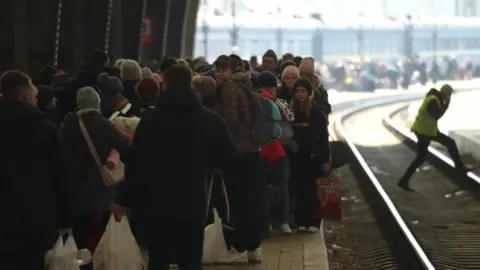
xmin=78 ymin=115 xmax=125 ymax=186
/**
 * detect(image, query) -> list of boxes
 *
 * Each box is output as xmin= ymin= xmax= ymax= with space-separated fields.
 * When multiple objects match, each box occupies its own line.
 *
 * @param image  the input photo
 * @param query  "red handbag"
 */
xmin=315 ymin=178 xmax=343 ymax=220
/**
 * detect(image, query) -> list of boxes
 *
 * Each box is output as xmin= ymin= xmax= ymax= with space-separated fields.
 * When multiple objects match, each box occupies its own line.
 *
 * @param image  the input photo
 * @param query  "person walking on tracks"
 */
xmin=398 ymin=84 xmax=470 ymax=191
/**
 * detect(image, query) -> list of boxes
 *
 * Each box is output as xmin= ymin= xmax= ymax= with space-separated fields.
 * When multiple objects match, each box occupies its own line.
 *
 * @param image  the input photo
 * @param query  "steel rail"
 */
xmin=334 ymin=96 xmax=436 ymax=270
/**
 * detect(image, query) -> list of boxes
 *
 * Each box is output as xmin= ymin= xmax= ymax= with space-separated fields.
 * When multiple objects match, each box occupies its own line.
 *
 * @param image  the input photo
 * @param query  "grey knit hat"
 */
xmin=77 ymin=86 xmax=100 ymax=109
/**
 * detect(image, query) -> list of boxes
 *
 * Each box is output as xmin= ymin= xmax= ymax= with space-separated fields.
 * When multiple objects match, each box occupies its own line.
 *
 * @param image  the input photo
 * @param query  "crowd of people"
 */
xmin=0 ymin=49 xmax=332 ymax=269
xmin=316 ymin=55 xmax=475 ymax=92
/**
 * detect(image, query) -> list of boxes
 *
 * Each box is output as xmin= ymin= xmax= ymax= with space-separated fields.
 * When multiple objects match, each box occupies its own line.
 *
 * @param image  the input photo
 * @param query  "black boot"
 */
xmin=398 ymin=180 xmax=415 ymax=192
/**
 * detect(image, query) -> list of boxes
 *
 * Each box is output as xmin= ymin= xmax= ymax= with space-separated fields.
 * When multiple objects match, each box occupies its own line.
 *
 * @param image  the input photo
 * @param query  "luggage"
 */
xmin=203 ymin=209 xmax=229 ymax=263
xmin=330 ymin=140 xmax=353 ymax=170
xmin=314 ymin=178 xmax=343 ymax=220
xmin=203 ymin=170 xmax=230 ymax=264
xmin=93 ymin=215 xmax=144 ymax=270
xmin=45 ymin=235 xmax=91 ymax=270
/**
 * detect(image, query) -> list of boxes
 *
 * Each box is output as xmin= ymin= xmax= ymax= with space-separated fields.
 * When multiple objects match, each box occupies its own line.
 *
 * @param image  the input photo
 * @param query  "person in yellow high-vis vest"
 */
xmin=398 ymin=84 xmax=469 ymax=191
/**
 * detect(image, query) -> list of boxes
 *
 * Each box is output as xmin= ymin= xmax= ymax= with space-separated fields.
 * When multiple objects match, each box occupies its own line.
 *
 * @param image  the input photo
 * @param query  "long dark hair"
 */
xmin=290 ymin=78 xmax=313 ymax=119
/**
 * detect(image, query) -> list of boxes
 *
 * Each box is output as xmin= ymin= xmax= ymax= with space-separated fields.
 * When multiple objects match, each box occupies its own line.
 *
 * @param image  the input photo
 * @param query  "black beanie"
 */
xmin=160 ymin=57 xmax=178 ymax=72
xmin=262 ymin=49 xmax=278 ymax=62
xmin=257 ymin=71 xmax=278 ymax=88
xmin=293 ymin=78 xmax=312 ymax=95
xmin=229 ymin=54 xmax=243 ymax=72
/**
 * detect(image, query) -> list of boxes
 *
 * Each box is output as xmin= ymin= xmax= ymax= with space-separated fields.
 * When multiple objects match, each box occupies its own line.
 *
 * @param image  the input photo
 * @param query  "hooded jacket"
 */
xmin=424 ymin=88 xmax=449 ymax=120
xmin=115 ymin=85 xmax=238 ymax=222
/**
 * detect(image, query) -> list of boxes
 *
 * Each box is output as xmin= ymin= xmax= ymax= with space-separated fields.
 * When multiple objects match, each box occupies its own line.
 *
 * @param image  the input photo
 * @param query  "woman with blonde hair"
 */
xmin=290 ymin=78 xmax=330 ymax=233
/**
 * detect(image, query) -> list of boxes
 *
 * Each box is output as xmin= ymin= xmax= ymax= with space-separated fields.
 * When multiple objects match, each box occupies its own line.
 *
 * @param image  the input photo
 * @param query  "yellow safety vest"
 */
xmin=411 ymin=95 xmax=441 ymax=137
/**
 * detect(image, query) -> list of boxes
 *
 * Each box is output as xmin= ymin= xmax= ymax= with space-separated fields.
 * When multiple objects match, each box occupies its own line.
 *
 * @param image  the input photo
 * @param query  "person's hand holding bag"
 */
xmin=321 ymin=162 xmax=331 ymax=173
xmin=314 ymin=153 xmax=331 ymax=174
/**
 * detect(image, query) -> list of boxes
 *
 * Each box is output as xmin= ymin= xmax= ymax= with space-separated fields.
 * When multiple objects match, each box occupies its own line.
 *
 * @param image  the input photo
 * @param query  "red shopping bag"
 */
xmin=315 ymin=178 xmax=343 ymax=220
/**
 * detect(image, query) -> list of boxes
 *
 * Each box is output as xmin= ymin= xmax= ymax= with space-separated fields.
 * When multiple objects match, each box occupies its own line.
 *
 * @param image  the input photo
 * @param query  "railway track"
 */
xmin=334 ymin=98 xmax=480 ymax=270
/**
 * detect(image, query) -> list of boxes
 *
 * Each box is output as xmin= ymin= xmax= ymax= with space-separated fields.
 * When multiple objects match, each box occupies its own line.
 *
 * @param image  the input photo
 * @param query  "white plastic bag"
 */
xmin=202 ymin=208 xmax=229 ymax=263
xmin=45 ymin=235 xmax=81 ymax=270
xmin=93 ymin=214 xmax=144 ymax=270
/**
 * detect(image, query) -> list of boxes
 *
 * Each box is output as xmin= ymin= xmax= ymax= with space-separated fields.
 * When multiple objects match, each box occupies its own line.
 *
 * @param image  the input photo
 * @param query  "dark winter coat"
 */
xmin=292 ymin=103 xmax=330 ymax=165
xmin=115 ymin=85 xmax=238 ymax=222
xmin=55 ymin=64 xmax=107 ymax=120
xmin=0 ymin=100 xmax=75 ymax=233
xmin=62 ymin=110 xmax=129 ymax=215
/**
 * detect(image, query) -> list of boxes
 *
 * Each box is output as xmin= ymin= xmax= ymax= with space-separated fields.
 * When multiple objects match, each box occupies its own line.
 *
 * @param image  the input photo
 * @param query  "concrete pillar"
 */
xmin=144 ymin=0 xmax=168 ymax=62
xmin=12 ymin=0 xmax=29 ymax=72
xmin=110 ymin=0 xmax=124 ymax=62
xmin=181 ymin=0 xmax=199 ymax=58
xmin=121 ymin=0 xmax=144 ymax=60
xmin=165 ymin=0 xmax=186 ymax=58
xmin=72 ymin=0 xmax=84 ymax=69
xmin=0 ymin=1 xmax=13 ymax=72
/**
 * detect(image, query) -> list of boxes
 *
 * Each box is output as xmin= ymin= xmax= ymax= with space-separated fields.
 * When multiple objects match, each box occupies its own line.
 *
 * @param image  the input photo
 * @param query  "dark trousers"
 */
xmin=73 ymin=212 xmax=110 ymax=270
xmin=292 ymin=150 xmax=321 ymax=228
xmin=228 ymin=152 xmax=263 ymax=252
xmin=267 ymin=156 xmax=290 ymax=224
xmin=0 ymin=229 xmax=55 ymax=270
xmin=145 ymin=217 xmax=204 ymax=270
xmin=206 ymin=170 xmax=229 ymax=225
xmin=399 ymin=132 xmax=464 ymax=185
xmin=258 ymin=159 xmax=270 ymax=236
xmin=284 ymin=146 xmax=297 ymax=226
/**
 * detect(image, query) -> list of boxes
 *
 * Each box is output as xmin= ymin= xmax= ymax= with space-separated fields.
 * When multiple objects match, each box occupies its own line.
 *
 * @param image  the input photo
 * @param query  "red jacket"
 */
xmin=260 ymin=90 xmax=287 ymax=165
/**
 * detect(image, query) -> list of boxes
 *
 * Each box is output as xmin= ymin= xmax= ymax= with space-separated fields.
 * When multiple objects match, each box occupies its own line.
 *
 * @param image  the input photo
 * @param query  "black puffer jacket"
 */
xmin=292 ymin=103 xmax=330 ymax=165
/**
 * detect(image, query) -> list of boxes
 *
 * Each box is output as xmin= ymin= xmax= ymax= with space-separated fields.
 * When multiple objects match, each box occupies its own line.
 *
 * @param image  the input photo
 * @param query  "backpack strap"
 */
xmin=109 ymin=103 xmax=132 ymax=122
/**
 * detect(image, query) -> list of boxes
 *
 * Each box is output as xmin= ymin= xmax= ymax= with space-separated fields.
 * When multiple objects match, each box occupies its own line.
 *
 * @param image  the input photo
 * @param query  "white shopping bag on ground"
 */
xmin=203 ymin=208 xmax=229 ymax=263
xmin=93 ymin=214 xmax=144 ymax=270
xmin=45 ymin=235 xmax=81 ymax=270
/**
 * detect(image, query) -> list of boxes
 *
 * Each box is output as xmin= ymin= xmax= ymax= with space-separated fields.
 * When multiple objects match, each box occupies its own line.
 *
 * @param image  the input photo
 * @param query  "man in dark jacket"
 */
xmin=113 ymin=64 xmax=238 ymax=269
xmin=0 ymin=70 xmax=75 ymax=269
xmin=55 ymin=50 xmax=110 ymax=121
xmin=398 ymin=84 xmax=469 ymax=191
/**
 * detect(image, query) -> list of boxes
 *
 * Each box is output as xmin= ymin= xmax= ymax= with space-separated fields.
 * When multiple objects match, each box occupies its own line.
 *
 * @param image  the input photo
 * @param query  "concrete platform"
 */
xmin=197 ymin=229 xmax=328 ymax=270
xmin=406 ymin=90 xmax=480 ymax=160
xmin=198 ymin=79 xmax=480 ymax=270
